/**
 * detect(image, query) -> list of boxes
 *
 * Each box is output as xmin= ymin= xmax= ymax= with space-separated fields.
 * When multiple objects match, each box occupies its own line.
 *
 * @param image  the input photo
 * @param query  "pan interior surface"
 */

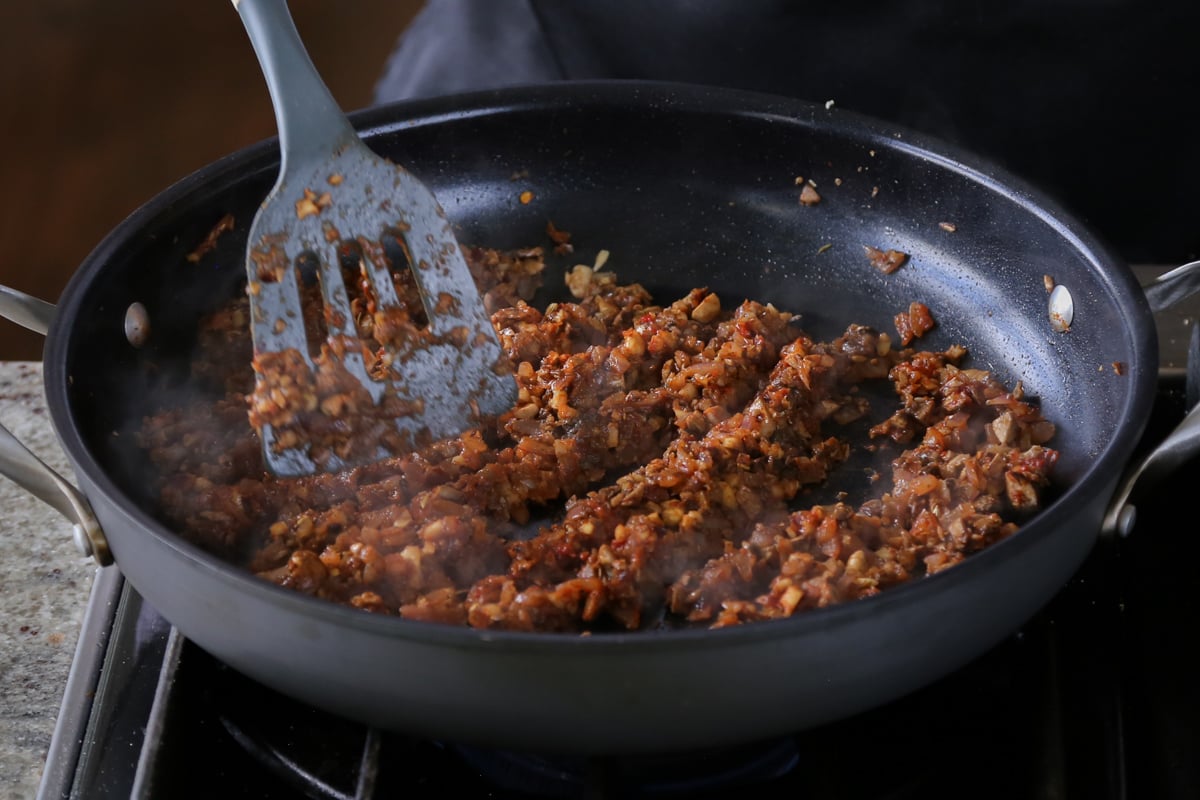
xmin=51 ymin=82 xmax=1150 ymax=627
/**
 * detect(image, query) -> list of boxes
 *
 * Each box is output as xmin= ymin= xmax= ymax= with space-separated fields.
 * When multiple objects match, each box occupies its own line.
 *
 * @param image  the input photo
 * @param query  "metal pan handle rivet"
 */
xmin=1114 ymin=505 xmax=1137 ymax=538
xmin=125 ymin=302 xmax=150 ymax=348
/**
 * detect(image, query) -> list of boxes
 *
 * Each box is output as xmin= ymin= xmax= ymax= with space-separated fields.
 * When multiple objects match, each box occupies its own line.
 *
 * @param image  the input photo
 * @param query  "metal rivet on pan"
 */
xmin=125 ymin=302 xmax=150 ymax=347
xmin=1048 ymin=284 xmax=1073 ymax=333
xmin=1116 ymin=505 xmax=1138 ymax=538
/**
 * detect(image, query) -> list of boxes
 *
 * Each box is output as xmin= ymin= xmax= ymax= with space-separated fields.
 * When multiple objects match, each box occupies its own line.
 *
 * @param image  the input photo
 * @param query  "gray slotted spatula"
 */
xmin=232 ymin=0 xmax=516 ymax=477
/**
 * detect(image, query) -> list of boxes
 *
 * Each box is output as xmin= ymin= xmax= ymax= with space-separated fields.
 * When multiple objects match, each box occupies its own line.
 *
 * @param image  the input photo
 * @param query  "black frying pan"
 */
xmin=0 ymin=82 xmax=1174 ymax=754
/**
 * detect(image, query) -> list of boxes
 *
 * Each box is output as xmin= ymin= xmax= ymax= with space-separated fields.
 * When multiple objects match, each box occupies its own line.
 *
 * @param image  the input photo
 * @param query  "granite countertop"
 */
xmin=0 ymin=363 xmax=97 ymax=799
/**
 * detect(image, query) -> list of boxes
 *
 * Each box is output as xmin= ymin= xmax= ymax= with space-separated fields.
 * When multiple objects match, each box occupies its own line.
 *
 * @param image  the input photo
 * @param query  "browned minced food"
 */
xmin=668 ymin=350 xmax=1058 ymax=627
xmin=865 ymin=245 xmax=909 ymax=274
xmin=137 ymin=246 xmax=1058 ymax=632
xmin=186 ymin=213 xmax=236 ymax=264
xmin=894 ymin=301 xmax=935 ymax=346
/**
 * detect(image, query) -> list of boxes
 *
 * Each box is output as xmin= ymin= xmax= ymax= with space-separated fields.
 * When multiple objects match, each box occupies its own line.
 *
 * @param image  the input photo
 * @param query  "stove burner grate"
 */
xmin=446 ymin=737 xmax=800 ymax=798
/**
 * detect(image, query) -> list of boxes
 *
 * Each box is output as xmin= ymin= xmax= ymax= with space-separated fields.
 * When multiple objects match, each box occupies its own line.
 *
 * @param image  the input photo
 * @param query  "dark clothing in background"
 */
xmin=374 ymin=0 xmax=1200 ymax=265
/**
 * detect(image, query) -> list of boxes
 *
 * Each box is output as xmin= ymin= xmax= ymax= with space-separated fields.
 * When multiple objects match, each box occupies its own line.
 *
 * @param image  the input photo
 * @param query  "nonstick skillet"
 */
xmin=1 ymin=81 xmax=1195 ymax=755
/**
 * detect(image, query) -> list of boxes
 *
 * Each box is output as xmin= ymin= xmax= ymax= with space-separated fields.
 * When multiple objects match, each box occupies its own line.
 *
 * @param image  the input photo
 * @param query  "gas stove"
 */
xmin=36 ymin=266 xmax=1200 ymax=800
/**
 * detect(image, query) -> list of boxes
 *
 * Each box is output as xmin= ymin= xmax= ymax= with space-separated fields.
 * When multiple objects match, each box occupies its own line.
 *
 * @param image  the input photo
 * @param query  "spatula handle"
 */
xmin=232 ymin=0 xmax=359 ymax=172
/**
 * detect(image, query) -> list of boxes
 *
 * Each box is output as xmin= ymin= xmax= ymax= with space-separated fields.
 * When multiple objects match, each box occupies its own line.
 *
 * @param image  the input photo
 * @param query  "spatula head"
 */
xmin=244 ymin=136 xmax=517 ymax=476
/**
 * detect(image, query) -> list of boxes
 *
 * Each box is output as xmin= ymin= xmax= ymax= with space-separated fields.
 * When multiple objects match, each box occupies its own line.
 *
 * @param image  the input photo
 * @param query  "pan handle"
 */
xmin=0 ymin=285 xmax=112 ymax=565
xmin=1143 ymin=258 xmax=1200 ymax=315
xmin=1102 ymin=259 xmax=1200 ymax=537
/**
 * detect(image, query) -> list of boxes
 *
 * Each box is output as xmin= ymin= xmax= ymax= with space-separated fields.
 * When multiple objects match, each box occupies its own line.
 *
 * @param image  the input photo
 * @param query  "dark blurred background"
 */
xmin=0 ymin=0 xmax=424 ymax=360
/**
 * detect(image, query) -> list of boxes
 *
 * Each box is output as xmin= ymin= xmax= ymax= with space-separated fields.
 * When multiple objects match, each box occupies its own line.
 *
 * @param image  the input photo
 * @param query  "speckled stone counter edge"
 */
xmin=0 ymin=363 xmax=97 ymax=799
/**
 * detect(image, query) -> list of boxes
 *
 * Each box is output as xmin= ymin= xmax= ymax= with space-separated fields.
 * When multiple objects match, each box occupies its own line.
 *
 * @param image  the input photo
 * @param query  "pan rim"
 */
xmin=44 ymin=79 xmax=1156 ymax=652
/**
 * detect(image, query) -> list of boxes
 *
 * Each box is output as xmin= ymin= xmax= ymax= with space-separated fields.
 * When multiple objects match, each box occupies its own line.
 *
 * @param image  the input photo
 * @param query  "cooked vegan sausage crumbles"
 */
xmin=136 ymin=244 xmax=1058 ymax=632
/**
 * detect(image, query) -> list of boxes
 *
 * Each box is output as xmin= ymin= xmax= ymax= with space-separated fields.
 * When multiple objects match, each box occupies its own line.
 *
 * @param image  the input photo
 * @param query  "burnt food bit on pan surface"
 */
xmin=135 ymin=241 xmax=1058 ymax=633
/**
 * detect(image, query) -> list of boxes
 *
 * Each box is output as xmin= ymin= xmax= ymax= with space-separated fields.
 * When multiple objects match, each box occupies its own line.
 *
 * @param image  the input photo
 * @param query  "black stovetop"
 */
xmin=37 ymin=268 xmax=1200 ymax=800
